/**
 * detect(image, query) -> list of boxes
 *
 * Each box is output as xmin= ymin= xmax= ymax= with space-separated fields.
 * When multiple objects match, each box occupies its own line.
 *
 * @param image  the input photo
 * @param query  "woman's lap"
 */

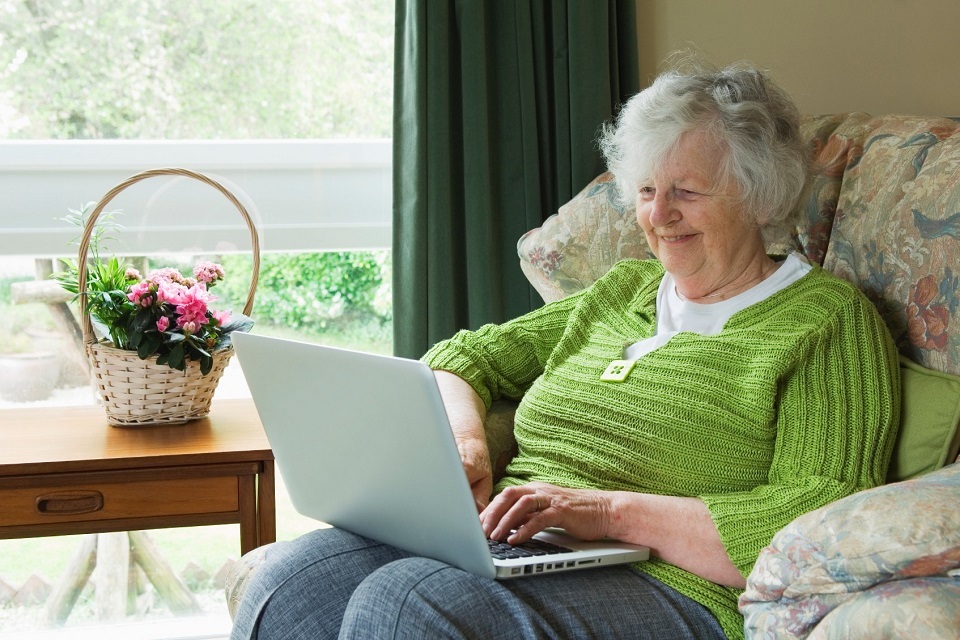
xmin=231 ymin=528 xmax=726 ymax=640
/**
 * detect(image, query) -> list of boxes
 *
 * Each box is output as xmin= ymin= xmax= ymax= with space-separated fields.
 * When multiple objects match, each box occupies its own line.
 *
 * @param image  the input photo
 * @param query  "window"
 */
xmin=0 ymin=1 xmax=393 ymax=636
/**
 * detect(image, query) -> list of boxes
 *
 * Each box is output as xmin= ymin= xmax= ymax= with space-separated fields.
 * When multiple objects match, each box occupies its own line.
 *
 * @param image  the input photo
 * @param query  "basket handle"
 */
xmin=77 ymin=168 xmax=261 ymax=345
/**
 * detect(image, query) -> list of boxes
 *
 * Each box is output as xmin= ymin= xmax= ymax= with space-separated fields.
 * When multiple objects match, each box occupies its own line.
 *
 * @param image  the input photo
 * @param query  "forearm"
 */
xmin=607 ymin=492 xmax=745 ymax=588
xmin=433 ymin=370 xmax=486 ymax=443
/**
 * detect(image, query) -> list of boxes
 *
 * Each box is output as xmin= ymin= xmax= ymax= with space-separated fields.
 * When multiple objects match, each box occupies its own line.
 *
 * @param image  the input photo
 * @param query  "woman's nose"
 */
xmin=646 ymin=190 xmax=679 ymax=228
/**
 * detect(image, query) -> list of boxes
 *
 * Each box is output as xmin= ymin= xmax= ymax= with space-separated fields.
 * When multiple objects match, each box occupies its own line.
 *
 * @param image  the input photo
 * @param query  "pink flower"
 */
xmin=156 ymin=316 xmax=170 ymax=332
xmin=127 ymin=281 xmax=156 ymax=307
xmin=125 ymin=267 xmax=142 ymax=281
xmin=147 ymin=268 xmax=188 ymax=286
xmin=213 ymin=309 xmax=231 ymax=326
xmin=156 ymin=281 xmax=187 ymax=305
xmin=907 ymin=275 xmax=950 ymax=351
xmin=194 ymin=261 xmax=225 ymax=285
xmin=175 ymin=284 xmax=215 ymax=330
xmin=180 ymin=320 xmax=197 ymax=335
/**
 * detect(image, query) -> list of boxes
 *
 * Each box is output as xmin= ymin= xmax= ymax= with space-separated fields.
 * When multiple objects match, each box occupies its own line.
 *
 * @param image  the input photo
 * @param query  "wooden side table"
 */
xmin=0 ymin=398 xmax=275 ymax=554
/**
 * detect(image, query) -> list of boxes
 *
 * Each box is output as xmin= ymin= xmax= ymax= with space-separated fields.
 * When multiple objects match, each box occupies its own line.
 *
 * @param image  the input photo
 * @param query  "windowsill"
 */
xmin=0 ymin=360 xmax=251 ymax=411
xmin=0 ymin=612 xmax=231 ymax=640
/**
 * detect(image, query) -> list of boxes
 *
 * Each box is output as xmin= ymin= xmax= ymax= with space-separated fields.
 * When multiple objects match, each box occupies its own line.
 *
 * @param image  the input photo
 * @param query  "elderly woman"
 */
xmin=231 ymin=63 xmax=899 ymax=640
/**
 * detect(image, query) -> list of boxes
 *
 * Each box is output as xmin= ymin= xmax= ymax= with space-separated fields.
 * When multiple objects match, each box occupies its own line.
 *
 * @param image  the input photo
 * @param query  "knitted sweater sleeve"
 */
xmin=699 ymin=291 xmax=902 ymax=576
xmin=421 ymin=290 xmax=586 ymax=409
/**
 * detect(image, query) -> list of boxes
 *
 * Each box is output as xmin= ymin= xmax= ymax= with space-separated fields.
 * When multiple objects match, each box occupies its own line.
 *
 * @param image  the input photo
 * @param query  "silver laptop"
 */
xmin=233 ymin=332 xmax=649 ymax=579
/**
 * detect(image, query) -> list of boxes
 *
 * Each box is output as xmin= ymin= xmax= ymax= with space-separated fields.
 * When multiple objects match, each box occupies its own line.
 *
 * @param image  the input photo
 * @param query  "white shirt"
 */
xmin=623 ymin=252 xmax=812 ymax=361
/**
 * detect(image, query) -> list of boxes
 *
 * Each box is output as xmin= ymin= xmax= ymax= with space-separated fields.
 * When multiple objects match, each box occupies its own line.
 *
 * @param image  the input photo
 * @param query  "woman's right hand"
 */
xmin=432 ymin=370 xmax=493 ymax=512
xmin=457 ymin=436 xmax=493 ymax=512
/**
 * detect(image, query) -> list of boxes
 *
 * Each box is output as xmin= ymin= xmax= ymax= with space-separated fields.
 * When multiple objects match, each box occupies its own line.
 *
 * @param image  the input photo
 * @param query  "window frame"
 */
xmin=0 ymin=139 xmax=392 ymax=258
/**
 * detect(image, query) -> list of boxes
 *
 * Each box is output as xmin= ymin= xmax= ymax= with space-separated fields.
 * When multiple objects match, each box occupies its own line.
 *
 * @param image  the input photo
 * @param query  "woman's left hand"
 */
xmin=479 ymin=482 xmax=613 ymax=544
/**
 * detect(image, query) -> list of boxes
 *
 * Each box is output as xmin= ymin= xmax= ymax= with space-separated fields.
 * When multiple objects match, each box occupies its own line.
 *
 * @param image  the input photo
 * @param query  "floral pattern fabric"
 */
xmin=739 ymin=463 xmax=960 ymax=639
xmin=807 ymin=578 xmax=960 ymax=640
xmin=517 ymin=172 xmax=652 ymax=303
xmin=823 ymin=115 xmax=960 ymax=375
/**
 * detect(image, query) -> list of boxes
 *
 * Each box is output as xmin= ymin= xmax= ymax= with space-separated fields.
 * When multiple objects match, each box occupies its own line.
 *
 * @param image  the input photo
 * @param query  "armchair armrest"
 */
xmin=740 ymin=463 xmax=960 ymax=639
xmin=485 ymin=399 xmax=518 ymax=481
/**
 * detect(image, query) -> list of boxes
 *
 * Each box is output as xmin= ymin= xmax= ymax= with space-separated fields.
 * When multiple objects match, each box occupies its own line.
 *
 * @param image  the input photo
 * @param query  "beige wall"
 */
xmin=636 ymin=0 xmax=959 ymax=117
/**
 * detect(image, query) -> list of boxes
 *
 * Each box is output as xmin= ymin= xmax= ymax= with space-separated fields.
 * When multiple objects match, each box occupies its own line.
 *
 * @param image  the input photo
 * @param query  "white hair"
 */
xmin=599 ymin=62 xmax=810 ymax=230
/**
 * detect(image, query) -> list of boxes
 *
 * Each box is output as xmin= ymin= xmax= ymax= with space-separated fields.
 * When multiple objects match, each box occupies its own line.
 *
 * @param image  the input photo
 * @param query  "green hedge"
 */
xmin=217 ymin=250 xmax=391 ymax=333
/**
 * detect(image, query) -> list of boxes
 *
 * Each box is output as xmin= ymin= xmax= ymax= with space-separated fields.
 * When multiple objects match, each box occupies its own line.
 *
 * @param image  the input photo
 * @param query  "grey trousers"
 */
xmin=231 ymin=528 xmax=727 ymax=640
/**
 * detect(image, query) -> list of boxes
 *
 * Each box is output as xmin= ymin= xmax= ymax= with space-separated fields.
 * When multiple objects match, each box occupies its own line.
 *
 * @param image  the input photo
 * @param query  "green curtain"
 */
xmin=393 ymin=0 xmax=639 ymax=358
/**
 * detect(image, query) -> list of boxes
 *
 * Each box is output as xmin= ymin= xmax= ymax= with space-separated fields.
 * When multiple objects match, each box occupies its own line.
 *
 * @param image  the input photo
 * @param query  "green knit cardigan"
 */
xmin=422 ymin=259 xmax=900 ymax=640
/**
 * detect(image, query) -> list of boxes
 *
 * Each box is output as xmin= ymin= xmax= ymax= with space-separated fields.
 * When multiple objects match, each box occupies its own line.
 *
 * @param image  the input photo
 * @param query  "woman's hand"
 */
xmin=480 ymin=482 xmax=614 ymax=544
xmin=481 ymin=485 xmax=747 ymax=588
xmin=458 ymin=437 xmax=493 ymax=512
xmin=433 ymin=370 xmax=494 ymax=512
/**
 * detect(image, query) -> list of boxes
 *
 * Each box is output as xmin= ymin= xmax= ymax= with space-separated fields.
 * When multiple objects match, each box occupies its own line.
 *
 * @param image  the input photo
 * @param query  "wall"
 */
xmin=636 ymin=0 xmax=959 ymax=117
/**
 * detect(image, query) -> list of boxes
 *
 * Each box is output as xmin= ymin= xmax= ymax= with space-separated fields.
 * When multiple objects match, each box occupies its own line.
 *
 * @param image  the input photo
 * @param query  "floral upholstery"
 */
xmin=806 ymin=577 xmax=960 ymax=640
xmin=517 ymin=172 xmax=652 ymax=303
xmin=739 ymin=463 xmax=960 ymax=639
xmin=785 ymin=113 xmax=877 ymax=264
xmin=822 ymin=115 xmax=960 ymax=375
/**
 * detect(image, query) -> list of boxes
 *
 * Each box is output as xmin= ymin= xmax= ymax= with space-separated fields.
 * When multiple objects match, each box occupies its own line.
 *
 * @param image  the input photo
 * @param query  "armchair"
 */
xmin=228 ymin=113 xmax=960 ymax=638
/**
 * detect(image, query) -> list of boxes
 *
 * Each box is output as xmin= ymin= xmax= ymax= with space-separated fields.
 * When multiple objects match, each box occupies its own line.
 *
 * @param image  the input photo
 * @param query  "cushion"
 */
xmin=807 ymin=577 xmax=960 ymax=640
xmin=822 ymin=115 xmax=960 ymax=376
xmin=517 ymin=172 xmax=653 ymax=303
xmin=740 ymin=462 xmax=960 ymax=639
xmin=889 ymin=356 xmax=960 ymax=482
xmin=225 ymin=542 xmax=271 ymax=620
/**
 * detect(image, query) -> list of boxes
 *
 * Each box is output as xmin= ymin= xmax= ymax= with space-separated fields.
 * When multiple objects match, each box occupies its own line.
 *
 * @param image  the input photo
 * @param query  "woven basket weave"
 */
xmin=78 ymin=168 xmax=260 ymax=426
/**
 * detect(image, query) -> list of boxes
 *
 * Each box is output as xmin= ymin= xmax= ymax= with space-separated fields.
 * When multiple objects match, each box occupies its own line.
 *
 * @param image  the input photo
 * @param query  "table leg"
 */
xmin=258 ymin=459 xmax=276 ymax=547
xmin=239 ymin=474 xmax=257 ymax=555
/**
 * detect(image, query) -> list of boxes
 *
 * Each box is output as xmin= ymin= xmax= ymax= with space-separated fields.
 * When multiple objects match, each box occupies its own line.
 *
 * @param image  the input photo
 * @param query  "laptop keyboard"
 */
xmin=487 ymin=537 xmax=573 ymax=560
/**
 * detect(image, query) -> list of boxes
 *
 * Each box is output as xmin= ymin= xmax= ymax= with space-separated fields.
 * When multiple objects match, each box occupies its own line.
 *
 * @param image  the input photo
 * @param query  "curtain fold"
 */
xmin=393 ymin=0 xmax=639 ymax=358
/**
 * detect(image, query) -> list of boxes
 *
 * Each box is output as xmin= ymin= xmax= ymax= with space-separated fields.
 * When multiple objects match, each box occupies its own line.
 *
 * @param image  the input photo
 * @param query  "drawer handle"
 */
xmin=35 ymin=490 xmax=104 ymax=515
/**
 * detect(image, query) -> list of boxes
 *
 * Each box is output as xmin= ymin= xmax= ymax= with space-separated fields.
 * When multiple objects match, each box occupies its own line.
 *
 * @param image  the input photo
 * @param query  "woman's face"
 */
xmin=635 ymin=131 xmax=766 ymax=290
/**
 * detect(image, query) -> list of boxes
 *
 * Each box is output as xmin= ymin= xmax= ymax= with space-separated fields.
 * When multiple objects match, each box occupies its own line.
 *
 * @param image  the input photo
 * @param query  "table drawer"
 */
xmin=0 ymin=475 xmax=239 ymax=527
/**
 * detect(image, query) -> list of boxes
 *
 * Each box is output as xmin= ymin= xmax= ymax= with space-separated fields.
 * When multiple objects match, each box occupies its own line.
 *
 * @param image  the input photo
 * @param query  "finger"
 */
xmin=506 ymin=494 xmax=553 ymax=544
xmin=487 ymin=492 xmax=543 ymax=540
xmin=479 ymin=487 xmax=525 ymax=537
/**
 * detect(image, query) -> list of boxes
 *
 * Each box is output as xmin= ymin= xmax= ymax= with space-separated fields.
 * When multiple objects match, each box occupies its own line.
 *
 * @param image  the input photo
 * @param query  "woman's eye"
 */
xmin=676 ymin=188 xmax=699 ymax=199
xmin=638 ymin=186 xmax=655 ymax=197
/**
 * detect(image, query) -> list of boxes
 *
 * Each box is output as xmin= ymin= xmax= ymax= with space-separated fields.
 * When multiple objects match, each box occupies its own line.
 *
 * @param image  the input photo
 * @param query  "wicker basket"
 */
xmin=77 ymin=168 xmax=260 ymax=426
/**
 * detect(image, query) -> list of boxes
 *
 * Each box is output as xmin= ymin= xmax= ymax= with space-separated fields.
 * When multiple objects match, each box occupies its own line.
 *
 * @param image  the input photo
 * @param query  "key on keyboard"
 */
xmin=487 ymin=538 xmax=573 ymax=560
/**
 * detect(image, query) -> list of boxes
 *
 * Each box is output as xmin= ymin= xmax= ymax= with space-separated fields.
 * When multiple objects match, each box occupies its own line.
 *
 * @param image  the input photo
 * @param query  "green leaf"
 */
xmin=137 ymin=332 xmax=163 ymax=359
xmin=131 ymin=308 xmax=154 ymax=335
xmin=168 ymin=344 xmax=186 ymax=371
xmin=220 ymin=312 xmax=255 ymax=334
xmin=200 ymin=355 xmax=213 ymax=376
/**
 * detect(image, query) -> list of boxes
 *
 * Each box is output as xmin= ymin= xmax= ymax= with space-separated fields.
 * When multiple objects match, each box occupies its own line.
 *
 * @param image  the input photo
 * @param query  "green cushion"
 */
xmin=887 ymin=356 xmax=960 ymax=482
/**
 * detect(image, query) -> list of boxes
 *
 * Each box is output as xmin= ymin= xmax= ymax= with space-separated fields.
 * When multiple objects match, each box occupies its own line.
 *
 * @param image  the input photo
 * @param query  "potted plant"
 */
xmin=51 ymin=170 xmax=258 ymax=426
